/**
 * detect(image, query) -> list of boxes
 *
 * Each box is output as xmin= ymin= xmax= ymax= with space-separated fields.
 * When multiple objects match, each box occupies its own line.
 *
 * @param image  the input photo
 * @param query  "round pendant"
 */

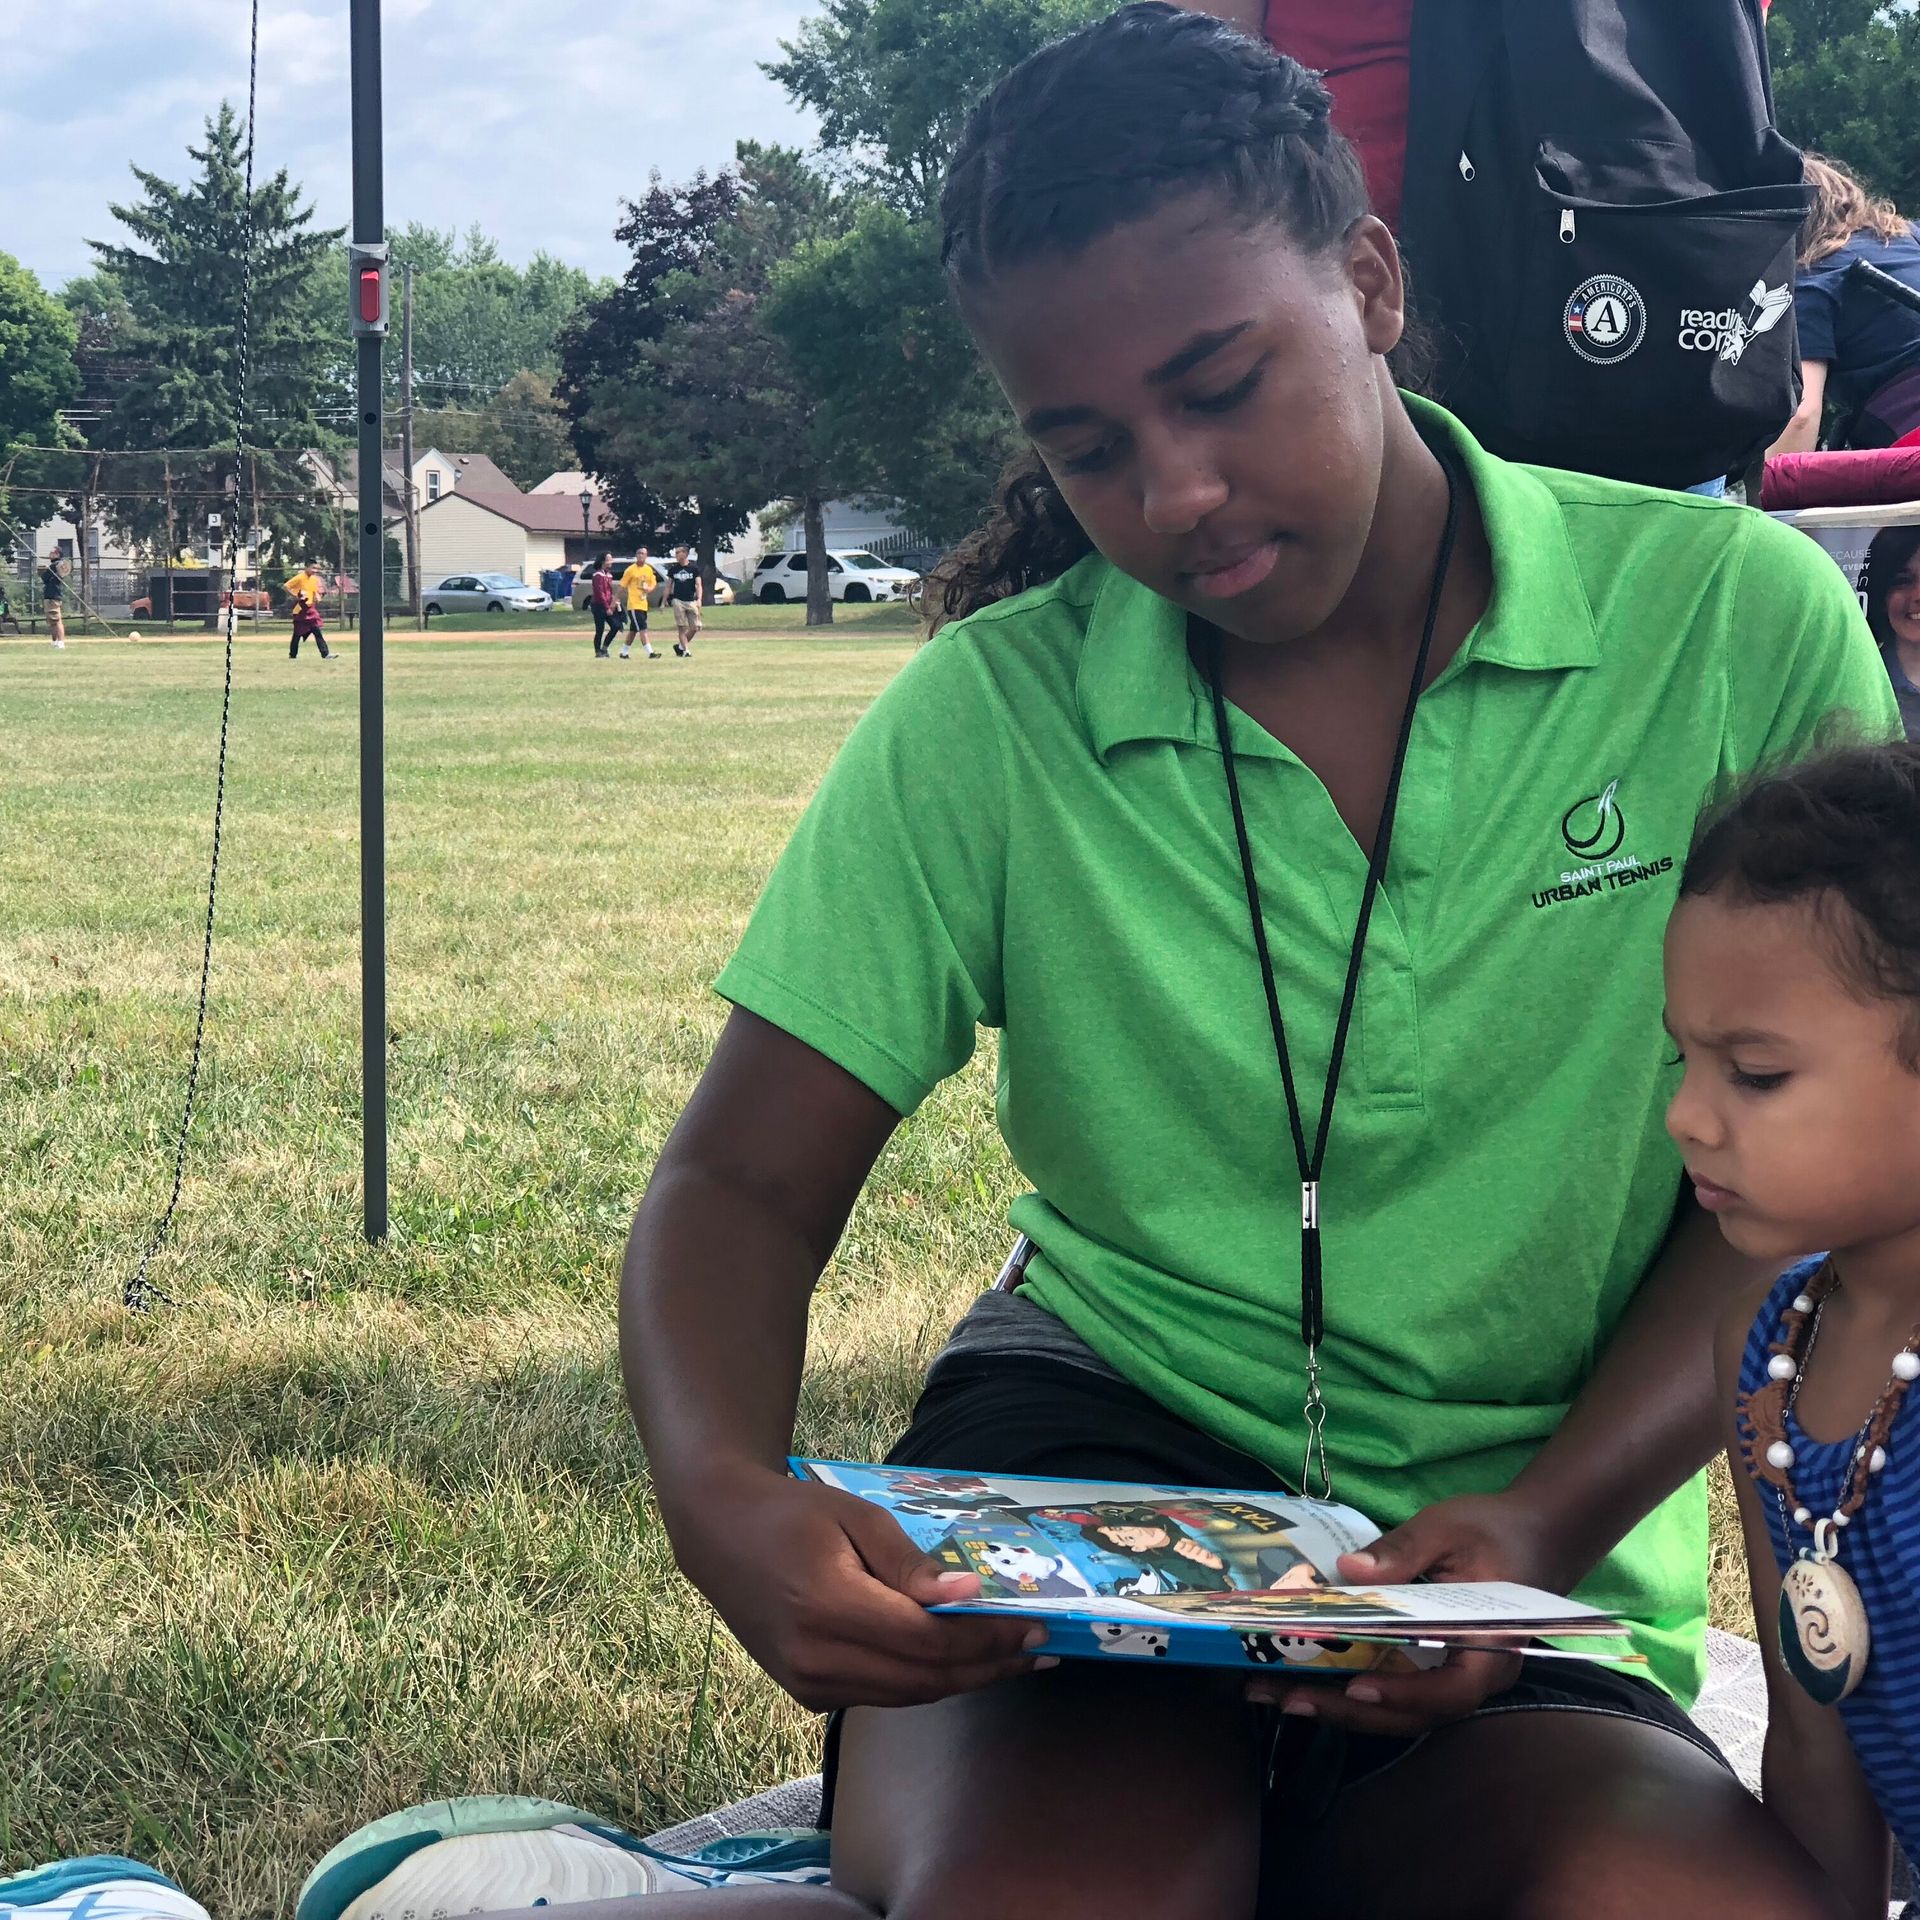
xmin=1778 ymin=1554 xmax=1871 ymax=1704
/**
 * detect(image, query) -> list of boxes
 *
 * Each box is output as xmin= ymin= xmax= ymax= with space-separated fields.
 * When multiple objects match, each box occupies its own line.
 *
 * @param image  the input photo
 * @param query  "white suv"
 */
xmin=752 ymin=549 xmax=919 ymax=605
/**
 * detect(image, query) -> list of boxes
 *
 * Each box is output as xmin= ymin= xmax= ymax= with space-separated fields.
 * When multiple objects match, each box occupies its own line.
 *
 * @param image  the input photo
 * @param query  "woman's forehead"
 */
xmin=964 ymin=204 xmax=1324 ymax=401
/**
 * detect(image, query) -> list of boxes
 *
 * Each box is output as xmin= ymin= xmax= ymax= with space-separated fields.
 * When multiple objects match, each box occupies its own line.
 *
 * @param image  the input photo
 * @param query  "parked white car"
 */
xmin=423 ymin=572 xmax=553 ymax=616
xmin=752 ymin=549 xmax=919 ymax=604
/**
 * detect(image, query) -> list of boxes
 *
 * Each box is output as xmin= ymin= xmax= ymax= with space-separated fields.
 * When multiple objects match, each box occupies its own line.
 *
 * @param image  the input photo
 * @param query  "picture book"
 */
xmin=792 ymin=1459 xmax=1634 ymax=1677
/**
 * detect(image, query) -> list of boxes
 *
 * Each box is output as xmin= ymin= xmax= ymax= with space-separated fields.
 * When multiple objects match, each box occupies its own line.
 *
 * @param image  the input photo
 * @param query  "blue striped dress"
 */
xmin=1741 ymin=1257 xmax=1920 ymax=1870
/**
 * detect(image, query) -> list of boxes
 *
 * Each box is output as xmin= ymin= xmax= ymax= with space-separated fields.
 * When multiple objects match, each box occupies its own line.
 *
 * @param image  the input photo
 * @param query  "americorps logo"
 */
xmin=1533 ymin=778 xmax=1675 ymax=912
xmin=1678 ymin=279 xmax=1794 ymax=364
xmin=1564 ymin=276 xmax=1646 ymax=364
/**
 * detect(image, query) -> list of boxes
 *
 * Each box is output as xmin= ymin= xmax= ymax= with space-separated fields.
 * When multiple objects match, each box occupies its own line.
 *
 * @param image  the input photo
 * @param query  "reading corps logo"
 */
xmin=1564 ymin=276 xmax=1646 ymax=365
xmin=1678 ymin=279 xmax=1794 ymax=364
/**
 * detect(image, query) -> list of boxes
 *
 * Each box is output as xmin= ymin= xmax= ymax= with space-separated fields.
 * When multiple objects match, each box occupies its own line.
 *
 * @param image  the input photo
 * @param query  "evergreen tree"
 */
xmin=87 ymin=104 xmax=343 ymax=555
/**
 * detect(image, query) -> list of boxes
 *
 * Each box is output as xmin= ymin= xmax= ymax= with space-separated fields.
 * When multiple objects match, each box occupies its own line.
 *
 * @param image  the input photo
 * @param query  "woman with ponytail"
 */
xmin=569 ymin=10 xmax=1896 ymax=1916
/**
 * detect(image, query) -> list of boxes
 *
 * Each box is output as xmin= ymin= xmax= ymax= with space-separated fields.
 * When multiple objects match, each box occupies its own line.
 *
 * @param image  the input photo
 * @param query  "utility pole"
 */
xmin=400 ymin=260 xmax=421 ymax=629
xmin=349 ymin=0 xmax=390 ymax=1243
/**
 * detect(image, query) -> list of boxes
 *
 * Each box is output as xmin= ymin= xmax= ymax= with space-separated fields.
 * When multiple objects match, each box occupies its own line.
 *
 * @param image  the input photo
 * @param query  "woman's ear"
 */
xmin=1346 ymin=215 xmax=1407 ymax=359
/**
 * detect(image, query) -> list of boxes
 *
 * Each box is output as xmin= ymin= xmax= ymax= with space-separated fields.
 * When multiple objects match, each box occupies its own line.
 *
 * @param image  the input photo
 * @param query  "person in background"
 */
xmin=1864 ymin=526 xmax=1920 ymax=739
xmin=589 ymin=553 xmax=616 ymax=658
xmin=667 ymin=544 xmax=702 ymax=657
xmin=39 ymin=551 xmax=67 ymax=648
xmin=282 ymin=561 xmax=332 ymax=661
xmin=619 ymin=548 xmax=660 ymax=659
xmin=1773 ymin=155 xmax=1920 ymax=456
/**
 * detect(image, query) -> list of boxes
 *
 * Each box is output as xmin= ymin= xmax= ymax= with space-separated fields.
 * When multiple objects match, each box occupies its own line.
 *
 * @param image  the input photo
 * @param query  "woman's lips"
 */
xmin=1186 ymin=539 xmax=1281 ymax=601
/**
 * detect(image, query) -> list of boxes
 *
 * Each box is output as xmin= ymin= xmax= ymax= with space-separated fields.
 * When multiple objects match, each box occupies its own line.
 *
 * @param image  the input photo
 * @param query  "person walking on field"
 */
xmin=39 ymin=552 xmax=67 ymax=648
xmin=619 ymin=548 xmax=661 ymax=659
xmin=589 ymin=554 xmax=617 ymax=657
xmin=282 ymin=562 xmax=332 ymax=661
xmin=667 ymin=544 xmax=702 ymax=657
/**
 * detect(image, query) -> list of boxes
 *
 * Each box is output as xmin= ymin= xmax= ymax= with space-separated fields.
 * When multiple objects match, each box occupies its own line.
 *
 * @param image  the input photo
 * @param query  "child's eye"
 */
xmin=1186 ymin=366 xmax=1265 ymax=415
xmin=1731 ymin=1068 xmax=1790 ymax=1093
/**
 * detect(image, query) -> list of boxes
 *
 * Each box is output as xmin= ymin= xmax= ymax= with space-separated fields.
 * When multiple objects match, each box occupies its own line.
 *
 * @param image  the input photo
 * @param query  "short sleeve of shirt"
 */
xmin=1792 ymin=247 xmax=1847 ymax=365
xmin=1728 ymin=509 xmax=1901 ymax=765
xmin=716 ymin=633 xmax=1009 ymax=1115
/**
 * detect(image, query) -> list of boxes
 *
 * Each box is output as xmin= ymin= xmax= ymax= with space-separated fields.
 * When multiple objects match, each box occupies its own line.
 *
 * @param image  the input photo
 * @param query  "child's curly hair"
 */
xmin=1681 ymin=742 xmax=1920 ymax=1064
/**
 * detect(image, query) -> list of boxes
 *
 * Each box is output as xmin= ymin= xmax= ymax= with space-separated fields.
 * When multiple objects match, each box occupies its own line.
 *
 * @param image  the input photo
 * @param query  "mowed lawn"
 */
xmin=0 ymin=624 xmax=1016 ymax=1915
xmin=0 ymin=619 xmax=1754 ymax=1914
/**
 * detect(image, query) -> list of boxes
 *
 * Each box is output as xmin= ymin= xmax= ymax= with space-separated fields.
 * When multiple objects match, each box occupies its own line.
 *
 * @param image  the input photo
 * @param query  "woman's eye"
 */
xmin=1731 ymin=1068 xmax=1790 ymax=1093
xmin=1185 ymin=366 xmax=1264 ymax=415
xmin=1061 ymin=442 xmax=1119 ymax=476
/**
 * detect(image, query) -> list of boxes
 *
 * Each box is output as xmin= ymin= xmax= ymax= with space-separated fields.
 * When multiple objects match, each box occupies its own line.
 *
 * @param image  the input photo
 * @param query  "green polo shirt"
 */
xmin=718 ymin=399 xmax=1897 ymax=1702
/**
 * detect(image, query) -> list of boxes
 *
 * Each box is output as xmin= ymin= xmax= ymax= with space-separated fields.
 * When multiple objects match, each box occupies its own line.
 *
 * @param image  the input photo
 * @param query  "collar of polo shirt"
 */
xmin=1076 ymin=395 xmax=1602 ymax=766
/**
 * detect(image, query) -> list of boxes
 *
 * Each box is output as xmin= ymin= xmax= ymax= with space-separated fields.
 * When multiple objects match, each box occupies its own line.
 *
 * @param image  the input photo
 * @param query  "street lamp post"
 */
xmin=579 ymin=489 xmax=593 ymax=569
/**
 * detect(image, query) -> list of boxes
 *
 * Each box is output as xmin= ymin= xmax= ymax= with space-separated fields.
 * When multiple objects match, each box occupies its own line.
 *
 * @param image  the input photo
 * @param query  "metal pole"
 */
xmin=400 ymin=261 xmax=421 ymax=629
xmin=351 ymin=0 xmax=389 ymax=1242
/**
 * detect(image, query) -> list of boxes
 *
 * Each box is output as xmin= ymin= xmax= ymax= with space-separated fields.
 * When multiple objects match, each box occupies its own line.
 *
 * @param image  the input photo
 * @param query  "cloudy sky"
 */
xmin=1 ymin=0 xmax=822 ymax=291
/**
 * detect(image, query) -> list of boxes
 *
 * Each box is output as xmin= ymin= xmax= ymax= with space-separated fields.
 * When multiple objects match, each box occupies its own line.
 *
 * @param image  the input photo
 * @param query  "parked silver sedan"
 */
xmin=423 ymin=572 xmax=553 ymax=615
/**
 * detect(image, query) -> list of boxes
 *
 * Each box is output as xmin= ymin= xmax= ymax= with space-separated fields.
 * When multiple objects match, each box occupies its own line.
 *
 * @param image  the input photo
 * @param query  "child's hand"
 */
xmin=671 ymin=1465 xmax=1054 ymax=1712
xmin=1245 ymin=1490 xmax=1562 ymax=1734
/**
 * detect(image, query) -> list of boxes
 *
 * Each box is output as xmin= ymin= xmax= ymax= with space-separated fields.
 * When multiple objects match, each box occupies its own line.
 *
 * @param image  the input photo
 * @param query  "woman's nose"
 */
xmin=1139 ymin=437 xmax=1229 ymax=537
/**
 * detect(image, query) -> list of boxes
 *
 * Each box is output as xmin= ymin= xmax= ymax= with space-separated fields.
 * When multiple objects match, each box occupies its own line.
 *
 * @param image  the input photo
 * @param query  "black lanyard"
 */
xmin=1203 ymin=449 xmax=1461 ymax=1497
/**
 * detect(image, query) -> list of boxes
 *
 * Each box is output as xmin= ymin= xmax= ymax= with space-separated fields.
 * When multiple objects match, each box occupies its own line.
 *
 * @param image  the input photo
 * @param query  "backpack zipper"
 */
xmin=1458 ymin=151 xmax=1475 ymax=182
xmin=1560 ymin=208 xmax=1577 ymax=243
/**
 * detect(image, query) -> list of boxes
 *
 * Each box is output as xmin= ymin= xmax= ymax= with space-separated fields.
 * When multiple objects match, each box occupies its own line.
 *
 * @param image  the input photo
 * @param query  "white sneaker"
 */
xmin=50 ymin=638 xmax=65 ymax=649
xmin=0 ymin=1858 xmax=209 ymax=1920
xmin=337 ymin=1830 xmax=675 ymax=1920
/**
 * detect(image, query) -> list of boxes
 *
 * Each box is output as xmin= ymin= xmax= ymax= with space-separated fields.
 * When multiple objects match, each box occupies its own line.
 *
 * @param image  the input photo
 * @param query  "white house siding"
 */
xmin=418 ymin=496 xmax=531 ymax=584
xmin=525 ymin=531 xmax=568 ymax=580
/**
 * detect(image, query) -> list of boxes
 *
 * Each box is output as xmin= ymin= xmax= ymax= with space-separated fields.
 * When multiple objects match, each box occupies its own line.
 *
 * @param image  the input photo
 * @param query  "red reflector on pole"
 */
xmin=358 ymin=265 xmax=383 ymax=323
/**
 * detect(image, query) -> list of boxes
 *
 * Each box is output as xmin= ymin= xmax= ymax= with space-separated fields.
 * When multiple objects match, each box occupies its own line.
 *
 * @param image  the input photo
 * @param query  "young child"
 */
xmin=1668 ymin=742 xmax=1920 ymax=1917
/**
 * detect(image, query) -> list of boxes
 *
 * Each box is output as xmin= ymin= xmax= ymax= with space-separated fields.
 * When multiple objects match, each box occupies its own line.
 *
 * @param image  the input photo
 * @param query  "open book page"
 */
xmin=792 ymin=1461 xmax=1623 ymax=1673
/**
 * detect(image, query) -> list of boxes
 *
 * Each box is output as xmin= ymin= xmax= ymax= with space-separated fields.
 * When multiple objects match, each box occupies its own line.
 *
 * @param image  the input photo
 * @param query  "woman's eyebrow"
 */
xmin=1147 ymin=320 xmax=1255 ymax=386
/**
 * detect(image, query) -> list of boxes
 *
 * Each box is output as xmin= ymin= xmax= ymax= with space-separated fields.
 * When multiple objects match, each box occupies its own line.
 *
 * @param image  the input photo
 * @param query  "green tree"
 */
xmin=764 ymin=0 xmax=1108 ymax=215
xmin=759 ymin=0 xmax=1109 ymax=546
xmin=0 ymin=253 xmax=80 ymax=540
xmin=87 ymin=104 xmax=344 ymax=557
xmin=580 ymin=146 xmax=862 ymax=623
xmin=416 ymin=369 xmax=576 ymax=490
xmin=1769 ymin=0 xmax=1920 ymax=207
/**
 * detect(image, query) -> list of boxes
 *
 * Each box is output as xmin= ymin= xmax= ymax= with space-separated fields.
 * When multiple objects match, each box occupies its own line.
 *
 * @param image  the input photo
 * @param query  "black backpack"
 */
xmin=1399 ymin=0 xmax=1812 ymax=490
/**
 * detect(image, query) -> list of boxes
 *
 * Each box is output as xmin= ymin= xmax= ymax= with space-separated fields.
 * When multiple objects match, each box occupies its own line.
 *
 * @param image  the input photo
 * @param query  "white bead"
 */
xmin=1793 ymin=1294 xmax=1816 ymax=1315
xmin=1857 ymin=1445 xmax=1868 ymax=1461
xmin=1794 ymin=1506 xmax=1813 ymax=1525
xmin=1835 ymin=1511 xmax=1852 ymax=1527
xmin=1895 ymin=1351 xmax=1920 ymax=1382
xmin=1768 ymin=1354 xmax=1798 ymax=1382
xmin=1871 ymin=1447 xmax=1888 ymax=1474
xmin=1767 ymin=1440 xmax=1797 ymax=1471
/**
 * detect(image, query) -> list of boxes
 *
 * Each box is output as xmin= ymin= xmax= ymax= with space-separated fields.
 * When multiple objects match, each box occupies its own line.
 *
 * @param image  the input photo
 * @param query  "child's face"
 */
xmin=1102 ymin=1524 xmax=1172 ymax=1552
xmin=1663 ymin=891 xmax=1920 ymax=1264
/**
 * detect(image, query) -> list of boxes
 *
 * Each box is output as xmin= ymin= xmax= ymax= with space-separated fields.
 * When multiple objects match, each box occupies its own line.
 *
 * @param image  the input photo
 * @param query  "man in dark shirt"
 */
xmin=40 ymin=553 xmax=68 ymax=649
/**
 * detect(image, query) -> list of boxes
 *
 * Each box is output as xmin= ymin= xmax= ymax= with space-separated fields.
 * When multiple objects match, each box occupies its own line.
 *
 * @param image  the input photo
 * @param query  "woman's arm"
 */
xmin=1718 ymin=1292 xmax=1891 ymax=1918
xmin=623 ymin=1007 xmax=1044 ymax=1709
xmin=1769 ymin=359 xmax=1830 ymax=459
xmin=1253 ymin=1199 xmax=1770 ymax=1732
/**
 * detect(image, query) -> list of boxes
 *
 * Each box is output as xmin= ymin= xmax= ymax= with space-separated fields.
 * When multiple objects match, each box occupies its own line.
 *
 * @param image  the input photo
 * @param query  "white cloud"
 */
xmin=1 ymin=0 xmax=821 ymax=287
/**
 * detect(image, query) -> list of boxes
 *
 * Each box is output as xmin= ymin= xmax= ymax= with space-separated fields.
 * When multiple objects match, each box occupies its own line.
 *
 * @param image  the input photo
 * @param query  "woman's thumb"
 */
xmin=835 ymin=1493 xmax=982 ymax=1603
xmin=1337 ymin=1513 xmax=1439 ymax=1586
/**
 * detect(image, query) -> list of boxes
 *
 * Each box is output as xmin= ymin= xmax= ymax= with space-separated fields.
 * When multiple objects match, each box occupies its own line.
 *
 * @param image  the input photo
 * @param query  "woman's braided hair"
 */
xmin=926 ymin=3 xmax=1371 ymax=629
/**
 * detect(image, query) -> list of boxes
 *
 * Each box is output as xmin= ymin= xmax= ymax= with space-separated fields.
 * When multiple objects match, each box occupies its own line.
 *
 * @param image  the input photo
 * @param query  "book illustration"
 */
xmin=792 ymin=1459 xmax=1627 ymax=1676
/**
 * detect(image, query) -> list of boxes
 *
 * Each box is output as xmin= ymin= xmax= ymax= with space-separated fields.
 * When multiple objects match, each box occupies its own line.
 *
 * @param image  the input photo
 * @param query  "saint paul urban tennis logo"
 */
xmin=1532 ymin=779 xmax=1675 ymax=912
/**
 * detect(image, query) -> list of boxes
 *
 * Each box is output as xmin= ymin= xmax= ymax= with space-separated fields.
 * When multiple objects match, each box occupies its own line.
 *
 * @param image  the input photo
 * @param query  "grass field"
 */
xmin=0 ymin=622 xmax=1750 ymax=1914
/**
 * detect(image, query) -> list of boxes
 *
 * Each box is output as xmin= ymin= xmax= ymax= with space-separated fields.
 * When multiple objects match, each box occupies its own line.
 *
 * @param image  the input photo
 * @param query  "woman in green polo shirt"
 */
xmin=590 ymin=9 xmax=1897 ymax=1919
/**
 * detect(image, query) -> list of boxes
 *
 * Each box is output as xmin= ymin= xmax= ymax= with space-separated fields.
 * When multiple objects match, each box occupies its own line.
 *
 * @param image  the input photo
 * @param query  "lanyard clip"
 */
xmin=1301 ymin=1181 xmax=1319 ymax=1231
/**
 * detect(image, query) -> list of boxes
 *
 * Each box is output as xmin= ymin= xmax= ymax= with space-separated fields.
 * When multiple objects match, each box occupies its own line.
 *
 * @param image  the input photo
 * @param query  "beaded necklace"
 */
xmin=1736 ymin=1260 xmax=1920 ymax=1704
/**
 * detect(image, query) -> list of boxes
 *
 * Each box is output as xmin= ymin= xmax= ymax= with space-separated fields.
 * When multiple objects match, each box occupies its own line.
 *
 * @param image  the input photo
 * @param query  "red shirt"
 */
xmin=1263 ymin=1 xmax=1417 ymax=232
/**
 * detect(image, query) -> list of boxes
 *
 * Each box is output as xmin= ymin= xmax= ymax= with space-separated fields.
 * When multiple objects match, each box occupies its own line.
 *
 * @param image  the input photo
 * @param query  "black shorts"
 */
xmin=819 ymin=1350 xmax=1725 ymax=1836
xmin=625 ymin=607 xmax=648 ymax=630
